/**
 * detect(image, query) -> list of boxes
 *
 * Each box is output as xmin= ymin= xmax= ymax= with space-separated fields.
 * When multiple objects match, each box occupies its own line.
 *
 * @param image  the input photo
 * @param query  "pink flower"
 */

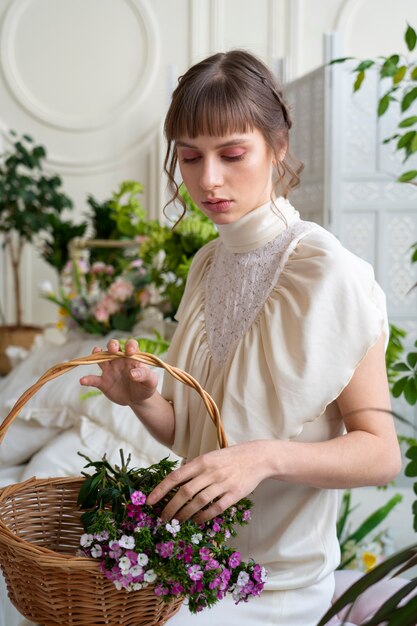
xmin=93 ymin=295 xmax=120 ymax=322
xmin=108 ymin=277 xmax=134 ymax=302
xmin=243 ymin=510 xmax=251 ymax=522
xmin=131 ymin=490 xmax=146 ymax=506
xmin=188 ymin=564 xmax=204 ymax=581
xmin=155 ymin=541 xmax=174 ymax=558
xmin=199 ymin=547 xmax=211 ymax=561
xmin=228 ymin=552 xmax=241 ymax=568
xmin=170 ymin=582 xmax=184 ymax=595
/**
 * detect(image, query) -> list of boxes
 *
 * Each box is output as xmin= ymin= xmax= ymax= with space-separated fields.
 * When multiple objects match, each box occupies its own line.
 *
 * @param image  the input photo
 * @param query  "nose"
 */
xmin=199 ymin=157 xmax=223 ymax=191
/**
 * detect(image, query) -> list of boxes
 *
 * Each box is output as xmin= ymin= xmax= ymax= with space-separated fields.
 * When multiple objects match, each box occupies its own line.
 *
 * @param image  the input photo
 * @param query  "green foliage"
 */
xmin=138 ymin=186 xmax=218 ymax=317
xmin=332 ymin=23 xmax=417 ymax=182
xmin=85 ymin=182 xmax=217 ymax=318
xmin=386 ymin=323 xmax=407 ymax=385
xmin=337 ymin=489 xmax=402 ymax=571
xmin=391 ymin=340 xmax=417 ymax=405
xmin=0 ymin=131 xmax=80 ymax=325
xmin=322 ymin=24 xmax=417 ymax=626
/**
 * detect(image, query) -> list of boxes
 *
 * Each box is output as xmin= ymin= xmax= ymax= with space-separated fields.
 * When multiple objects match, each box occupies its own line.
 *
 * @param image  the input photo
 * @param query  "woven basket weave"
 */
xmin=0 ymin=351 xmax=228 ymax=626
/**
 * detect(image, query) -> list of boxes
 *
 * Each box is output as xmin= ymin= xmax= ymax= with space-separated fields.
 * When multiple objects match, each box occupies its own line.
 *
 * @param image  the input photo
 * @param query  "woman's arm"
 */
xmin=270 ymin=332 xmax=402 ymax=488
xmin=79 ymin=339 xmax=175 ymax=448
xmin=147 ymin=333 xmax=402 ymax=523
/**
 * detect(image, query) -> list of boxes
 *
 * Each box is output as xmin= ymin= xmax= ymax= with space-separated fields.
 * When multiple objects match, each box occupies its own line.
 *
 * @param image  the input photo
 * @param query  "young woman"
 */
xmin=80 ymin=50 xmax=401 ymax=625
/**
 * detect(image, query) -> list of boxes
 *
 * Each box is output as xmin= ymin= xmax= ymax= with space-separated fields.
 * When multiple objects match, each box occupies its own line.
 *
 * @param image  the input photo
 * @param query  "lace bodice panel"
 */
xmin=205 ymin=220 xmax=316 ymax=366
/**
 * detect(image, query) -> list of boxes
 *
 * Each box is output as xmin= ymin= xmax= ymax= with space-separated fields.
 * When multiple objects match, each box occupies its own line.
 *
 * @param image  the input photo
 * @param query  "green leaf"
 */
xmin=378 ymin=94 xmax=391 ymax=116
xmin=397 ymin=131 xmax=416 ymax=149
xmin=393 ymin=65 xmax=407 ymax=84
xmin=354 ymin=60 xmax=375 ymax=72
xmin=392 ymin=375 xmax=410 ymax=397
xmin=317 ymin=547 xmax=417 ymax=626
xmin=364 ymin=579 xmax=417 ymax=625
xmin=392 ymin=362 xmax=411 ymax=372
xmin=329 ymin=56 xmax=355 ymax=65
xmin=344 ymin=494 xmax=403 ymax=545
xmin=405 ymin=24 xmax=417 ymax=51
xmin=405 ymin=459 xmax=417 ymax=477
xmin=412 ymin=66 xmax=417 ymax=80
xmin=407 ymin=352 xmax=417 ymax=368
xmin=405 ymin=446 xmax=417 ymax=460
xmin=399 ymin=116 xmax=417 ymax=128
xmin=354 ymin=70 xmax=365 ymax=92
xmin=404 ymin=377 xmax=417 ymax=405
xmin=401 ymin=87 xmax=417 ymax=112
xmin=398 ymin=169 xmax=417 ymax=182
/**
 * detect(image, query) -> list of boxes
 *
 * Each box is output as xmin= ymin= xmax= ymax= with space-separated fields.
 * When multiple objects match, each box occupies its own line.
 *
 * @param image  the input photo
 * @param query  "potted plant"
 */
xmin=0 ymin=130 xmax=83 ymax=374
xmin=318 ymin=24 xmax=417 ymax=625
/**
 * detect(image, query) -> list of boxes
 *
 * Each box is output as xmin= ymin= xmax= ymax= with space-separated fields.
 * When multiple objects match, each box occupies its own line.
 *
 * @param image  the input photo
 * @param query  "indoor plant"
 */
xmin=318 ymin=24 xmax=417 ymax=625
xmin=0 ymin=131 xmax=83 ymax=373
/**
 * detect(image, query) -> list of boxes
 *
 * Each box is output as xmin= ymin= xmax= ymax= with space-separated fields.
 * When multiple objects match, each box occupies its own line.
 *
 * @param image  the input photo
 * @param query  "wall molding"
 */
xmin=0 ymin=0 xmax=160 ymax=132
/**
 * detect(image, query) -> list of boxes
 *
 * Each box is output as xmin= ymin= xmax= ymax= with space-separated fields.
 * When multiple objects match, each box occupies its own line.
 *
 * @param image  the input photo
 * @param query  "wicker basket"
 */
xmin=0 ymin=351 xmax=228 ymax=626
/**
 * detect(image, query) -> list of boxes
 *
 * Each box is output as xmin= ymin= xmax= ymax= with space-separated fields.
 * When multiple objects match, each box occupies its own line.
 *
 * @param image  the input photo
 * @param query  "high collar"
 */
xmin=217 ymin=197 xmax=300 ymax=253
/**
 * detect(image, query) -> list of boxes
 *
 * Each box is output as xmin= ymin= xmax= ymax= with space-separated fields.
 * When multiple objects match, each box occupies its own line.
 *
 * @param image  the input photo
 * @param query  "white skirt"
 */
xmin=168 ymin=573 xmax=337 ymax=626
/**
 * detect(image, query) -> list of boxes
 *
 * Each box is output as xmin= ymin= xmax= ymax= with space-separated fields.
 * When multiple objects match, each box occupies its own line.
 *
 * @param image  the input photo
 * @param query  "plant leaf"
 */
xmin=362 ymin=579 xmax=417 ymax=625
xmin=344 ymin=494 xmax=403 ymax=545
xmin=398 ymin=170 xmax=417 ymax=182
xmin=405 ymin=24 xmax=417 ymax=51
xmin=399 ymin=116 xmax=417 ymax=128
xmin=378 ymin=94 xmax=391 ymax=116
xmin=354 ymin=70 xmax=365 ymax=92
xmin=401 ymin=87 xmax=417 ymax=112
xmin=316 ymin=546 xmax=417 ymax=626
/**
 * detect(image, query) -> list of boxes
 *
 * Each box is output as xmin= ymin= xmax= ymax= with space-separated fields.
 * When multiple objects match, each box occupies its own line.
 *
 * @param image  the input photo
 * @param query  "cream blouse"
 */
xmin=162 ymin=199 xmax=388 ymax=590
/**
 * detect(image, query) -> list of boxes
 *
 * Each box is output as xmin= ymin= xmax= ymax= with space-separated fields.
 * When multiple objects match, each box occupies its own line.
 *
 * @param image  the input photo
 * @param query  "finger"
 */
xmin=130 ymin=364 xmax=158 ymax=387
xmin=79 ymin=374 xmax=103 ymax=388
xmin=168 ymin=484 xmax=224 ymax=523
xmin=125 ymin=338 xmax=139 ymax=355
xmin=147 ymin=464 xmax=200 ymax=506
xmin=107 ymin=339 xmax=120 ymax=353
xmin=193 ymin=494 xmax=233 ymax=525
xmin=158 ymin=474 xmax=214 ymax=521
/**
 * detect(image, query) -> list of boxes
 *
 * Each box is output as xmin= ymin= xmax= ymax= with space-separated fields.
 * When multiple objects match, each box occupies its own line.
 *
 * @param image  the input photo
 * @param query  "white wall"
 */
xmin=0 ymin=0 xmax=416 ymax=326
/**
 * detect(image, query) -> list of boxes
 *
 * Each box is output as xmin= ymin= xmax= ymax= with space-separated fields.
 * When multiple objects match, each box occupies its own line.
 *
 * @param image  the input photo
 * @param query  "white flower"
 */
xmin=91 ymin=544 xmax=103 ymax=558
xmin=129 ymin=564 xmax=144 ymax=577
xmin=237 ymin=571 xmax=250 ymax=587
xmin=259 ymin=566 xmax=268 ymax=583
xmin=166 ymin=519 xmax=181 ymax=535
xmin=137 ymin=553 xmax=149 ymax=566
xmin=119 ymin=556 xmax=131 ymax=572
xmin=38 ymin=280 xmax=54 ymax=296
xmin=119 ymin=534 xmax=135 ymax=549
xmin=80 ymin=533 xmax=94 ymax=548
xmin=114 ymin=580 xmax=123 ymax=591
xmin=132 ymin=582 xmax=143 ymax=591
xmin=144 ymin=569 xmax=157 ymax=583
xmin=191 ymin=533 xmax=203 ymax=545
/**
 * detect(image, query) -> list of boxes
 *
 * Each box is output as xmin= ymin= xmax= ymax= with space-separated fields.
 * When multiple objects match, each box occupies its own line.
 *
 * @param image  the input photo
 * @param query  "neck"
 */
xmin=217 ymin=197 xmax=299 ymax=253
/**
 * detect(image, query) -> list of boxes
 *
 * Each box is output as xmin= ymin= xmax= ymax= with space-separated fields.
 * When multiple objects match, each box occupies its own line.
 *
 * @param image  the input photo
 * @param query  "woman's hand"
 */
xmin=79 ymin=338 xmax=159 ymax=408
xmin=147 ymin=441 xmax=272 ymax=524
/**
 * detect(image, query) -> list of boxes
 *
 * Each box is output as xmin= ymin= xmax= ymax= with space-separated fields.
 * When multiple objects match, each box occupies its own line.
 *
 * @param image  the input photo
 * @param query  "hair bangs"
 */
xmin=168 ymin=79 xmax=255 ymax=139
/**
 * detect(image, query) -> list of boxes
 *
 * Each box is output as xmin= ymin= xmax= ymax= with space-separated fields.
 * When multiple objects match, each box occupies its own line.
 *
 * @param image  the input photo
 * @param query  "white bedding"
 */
xmin=0 ymin=327 xmax=180 ymax=626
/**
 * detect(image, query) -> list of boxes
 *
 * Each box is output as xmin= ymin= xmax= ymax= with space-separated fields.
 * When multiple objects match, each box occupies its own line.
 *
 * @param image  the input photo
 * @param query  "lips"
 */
xmin=202 ymin=198 xmax=233 ymax=212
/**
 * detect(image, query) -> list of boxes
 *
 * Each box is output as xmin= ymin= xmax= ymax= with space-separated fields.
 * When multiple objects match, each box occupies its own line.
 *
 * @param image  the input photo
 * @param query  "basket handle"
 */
xmin=0 ymin=351 xmax=228 ymax=449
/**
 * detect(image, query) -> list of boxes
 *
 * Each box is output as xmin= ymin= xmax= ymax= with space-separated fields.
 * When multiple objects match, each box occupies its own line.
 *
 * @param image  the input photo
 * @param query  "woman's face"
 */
xmin=176 ymin=129 xmax=276 ymax=224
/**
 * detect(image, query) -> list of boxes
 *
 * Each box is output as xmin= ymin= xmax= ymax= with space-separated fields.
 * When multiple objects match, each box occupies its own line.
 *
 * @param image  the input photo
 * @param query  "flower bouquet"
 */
xmin=41 ymin=255 xmax=152 ymax=335
xmin=77 ymin=451 xmax=267 ymax=614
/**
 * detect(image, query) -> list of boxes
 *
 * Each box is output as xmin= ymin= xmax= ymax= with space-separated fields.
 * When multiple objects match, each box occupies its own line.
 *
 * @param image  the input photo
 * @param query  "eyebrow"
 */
xmin=176 ymin=138 xmax=249 ymax=149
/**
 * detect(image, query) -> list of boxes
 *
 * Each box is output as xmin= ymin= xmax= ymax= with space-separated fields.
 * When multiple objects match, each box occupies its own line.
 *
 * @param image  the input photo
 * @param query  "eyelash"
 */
xmin=181 ymin=154 xmax=245 ymax=163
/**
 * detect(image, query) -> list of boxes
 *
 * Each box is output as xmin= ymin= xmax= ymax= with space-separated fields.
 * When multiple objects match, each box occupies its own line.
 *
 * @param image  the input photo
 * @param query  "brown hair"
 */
xmin=163 ymin=49 xmax=303 ymax=216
